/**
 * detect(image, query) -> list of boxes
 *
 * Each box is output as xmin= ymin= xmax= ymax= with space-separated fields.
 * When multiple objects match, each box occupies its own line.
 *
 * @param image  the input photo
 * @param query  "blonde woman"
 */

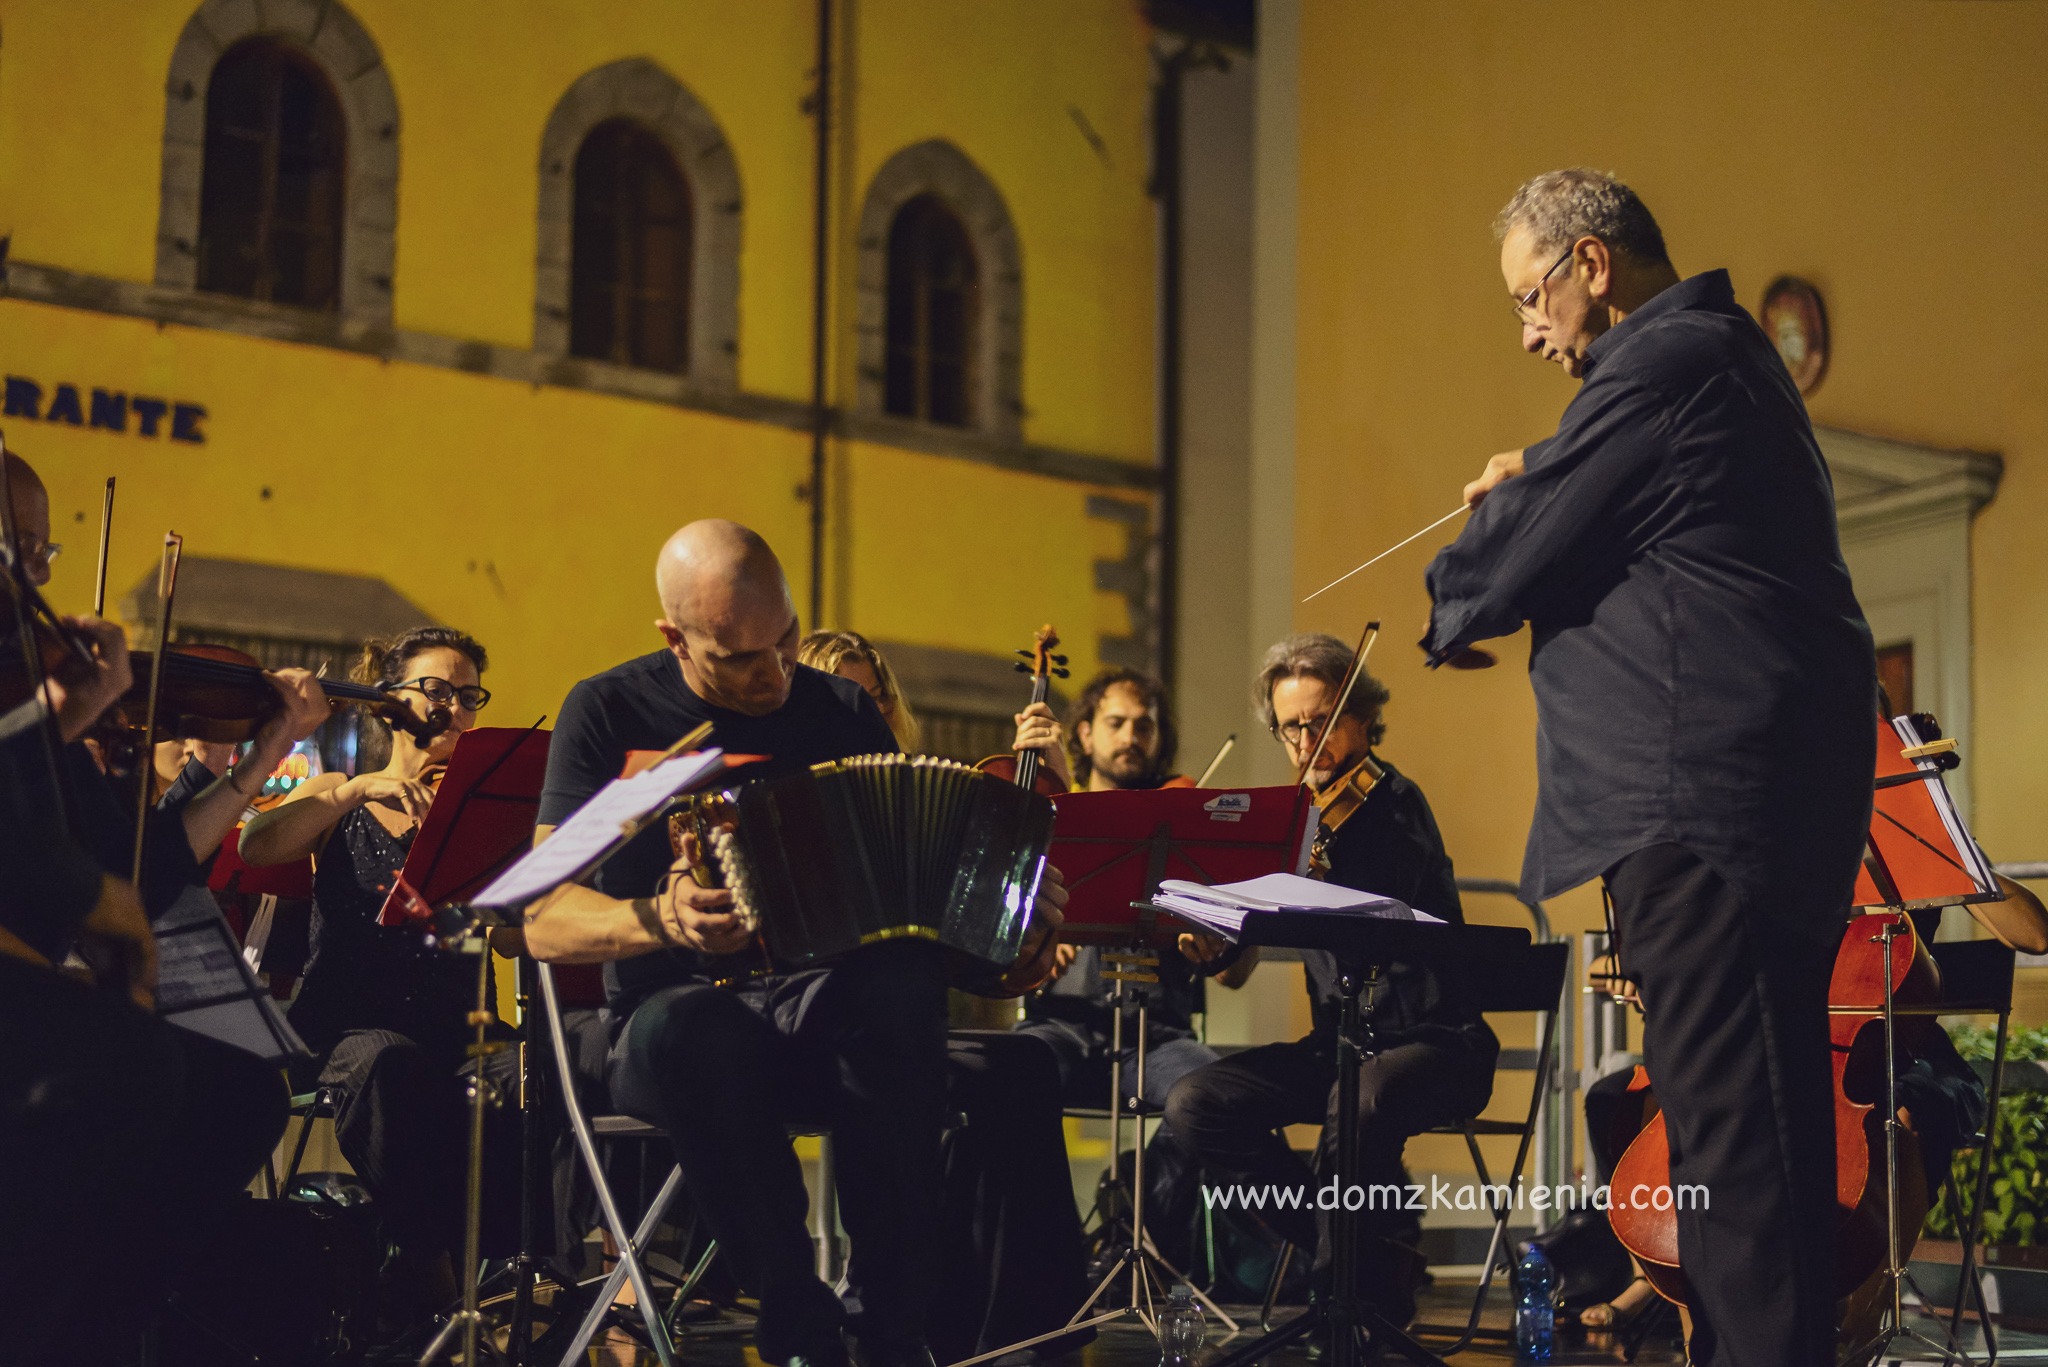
xmin=797 ymin=630 xmax=922 ymax=752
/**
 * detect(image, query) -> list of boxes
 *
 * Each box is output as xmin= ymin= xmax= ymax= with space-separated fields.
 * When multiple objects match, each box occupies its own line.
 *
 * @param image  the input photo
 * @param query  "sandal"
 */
xmin=1579 ymin=1275 xmax=1654 ymax=1330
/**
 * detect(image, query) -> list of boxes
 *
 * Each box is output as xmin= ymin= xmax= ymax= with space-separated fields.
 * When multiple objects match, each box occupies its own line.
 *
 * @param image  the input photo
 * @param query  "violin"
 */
xmin=1608 ymin=908 xmax=1938 ymax=1308
xmin=115 ymin=643 xmax=450 ymax=750
xmin=74 ymin=641 xmax=448 ymax=777
xmin=1308 ymin=751 xmax=1384 ymax=875
xmin=973 ymin=624 xmax=1070 ymax=798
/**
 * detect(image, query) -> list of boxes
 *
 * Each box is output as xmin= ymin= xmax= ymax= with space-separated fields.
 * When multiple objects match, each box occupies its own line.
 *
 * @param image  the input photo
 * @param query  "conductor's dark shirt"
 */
xmin=1422 ymin=270 xmax=1875 ymax=941
xmin=536 ymin=650 xmax=898 ymax=1024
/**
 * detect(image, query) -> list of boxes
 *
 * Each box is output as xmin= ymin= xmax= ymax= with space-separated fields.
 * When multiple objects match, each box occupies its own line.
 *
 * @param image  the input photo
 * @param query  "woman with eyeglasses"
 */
xmin=239 ymin=625 xmax=510 ymax=1323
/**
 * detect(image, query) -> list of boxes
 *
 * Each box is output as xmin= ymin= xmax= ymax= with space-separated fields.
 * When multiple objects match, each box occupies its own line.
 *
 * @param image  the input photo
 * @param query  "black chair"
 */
xmin=1408 ymin=938 xmax=1573 ymax=1354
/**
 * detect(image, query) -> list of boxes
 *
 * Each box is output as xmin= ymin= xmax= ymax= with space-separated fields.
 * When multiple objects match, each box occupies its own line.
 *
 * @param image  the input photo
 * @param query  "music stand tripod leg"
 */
xmin=1201 ymin=961 xmax=1453 ymax=1367
xmin=418 ymin=938 xmax=509 ymax=1367
xmin=1843 ymin=916 xmax=1976 ymax=1367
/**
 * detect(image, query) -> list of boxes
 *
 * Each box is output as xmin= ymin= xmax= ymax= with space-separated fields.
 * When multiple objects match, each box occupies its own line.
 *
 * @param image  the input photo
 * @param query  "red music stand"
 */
xmin=1853 ymin=713 xmax=1998 ymax=912
xmin=379 ymin=724 xmax=554 ymax=927
xmin=1020 ymin=785 xmax=1317 ymax=1345
xmin=1051 ymin=784 xmax=1319 ymax=946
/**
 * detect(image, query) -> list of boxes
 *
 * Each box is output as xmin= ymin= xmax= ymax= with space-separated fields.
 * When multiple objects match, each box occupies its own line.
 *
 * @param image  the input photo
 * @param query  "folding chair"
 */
xmin=538 ymin=962 xmax=683 ymax=1367
xmin=1410 ymin=938 xmax=1572 ymax=1354
xmin=536 ymin=963 xmax=842 ymax=1365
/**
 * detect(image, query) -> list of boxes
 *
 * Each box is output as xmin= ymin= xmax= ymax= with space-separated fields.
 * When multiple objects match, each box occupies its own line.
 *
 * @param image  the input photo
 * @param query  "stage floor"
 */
xmin=554 ymin=1281 xmax=1681 ymax=1366
xmin=484 ymin=1279 xmax=2037 ymax=1366
xmin=544 ymin=1287 xmax=2048 ymax=1367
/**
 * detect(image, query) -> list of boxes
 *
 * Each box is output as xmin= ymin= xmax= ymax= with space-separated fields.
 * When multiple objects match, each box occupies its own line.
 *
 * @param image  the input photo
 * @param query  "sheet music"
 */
xmin=469 ymin=748 xmax=727 ymax=909
xmin=1159 ymin=872 xmax=1403 ymax=913
xmin=1891 ymin=715 xmax=1998 ymax=895
xmin=1150 ymin=872 xmax=1437 ymax=942
xmin=155 ymin=885 xmax=308 ymax=1064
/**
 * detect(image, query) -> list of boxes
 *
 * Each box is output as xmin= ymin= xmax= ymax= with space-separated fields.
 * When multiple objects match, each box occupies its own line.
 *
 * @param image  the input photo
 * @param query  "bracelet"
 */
xmin=225 ymin=766 xmax=263 ymax=800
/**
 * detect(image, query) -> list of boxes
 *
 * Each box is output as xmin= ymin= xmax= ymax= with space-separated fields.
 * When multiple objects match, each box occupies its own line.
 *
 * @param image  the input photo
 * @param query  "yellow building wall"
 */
xmin=9 ymin=300 xmax=1142 ymax=726
xmin=843 ymin=1 xmax=1158 ymax=461
xmin=1288 ymin=0 xmax=2048 ymax=953
xmin=0 ymin=0 xmax=1157 ymax=462
xmin=0 ymin=0 xmax=1161 ymax=710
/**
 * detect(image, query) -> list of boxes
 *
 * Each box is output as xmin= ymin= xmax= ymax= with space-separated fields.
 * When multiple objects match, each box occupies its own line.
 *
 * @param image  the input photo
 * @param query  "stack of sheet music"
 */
xmin=1151 ymin=872 xmax=1440 ymax=941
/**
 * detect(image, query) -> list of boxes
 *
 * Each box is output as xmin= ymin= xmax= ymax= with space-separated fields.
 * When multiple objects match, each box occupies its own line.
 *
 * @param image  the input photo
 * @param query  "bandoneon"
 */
xmin=703 ymin=754 xmax=1053 ymax=976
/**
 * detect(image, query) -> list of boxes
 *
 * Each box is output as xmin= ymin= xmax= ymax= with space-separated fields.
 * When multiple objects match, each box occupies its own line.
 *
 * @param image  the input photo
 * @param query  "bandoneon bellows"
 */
xmin=706 ymin=754 xmax=1053 ymax=976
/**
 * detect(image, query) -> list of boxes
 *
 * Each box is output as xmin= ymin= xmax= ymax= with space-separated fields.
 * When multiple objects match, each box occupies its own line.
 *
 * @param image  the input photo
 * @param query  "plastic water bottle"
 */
xmin=1514 ymin=1244 xmax=1557 ymax=1362
xmin=1156 ymin=1283 xmax=1206 ymax=1367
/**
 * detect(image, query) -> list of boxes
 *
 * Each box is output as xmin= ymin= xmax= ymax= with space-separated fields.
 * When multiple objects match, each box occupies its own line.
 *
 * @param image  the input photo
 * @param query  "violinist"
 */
xmin=1163 ymin=633 xmax=1495 ymax=1331
xmin=1016 ymin=668 xmax=1242 ymax=1265
xmin=1423 ymin=170 xmax=1876 ymax=1367
xmin=0 ymin=449 xmax=315 ymax=1364
xmin=798 ymin=629 xmax=922 ymax=751
xmin=522 ymin=520 xmax=1067 ymax=1367
xmin=0 ymin=452 xmax=331 ymax=909
xmin=237 ymin=626 xmax=514 ymax=1317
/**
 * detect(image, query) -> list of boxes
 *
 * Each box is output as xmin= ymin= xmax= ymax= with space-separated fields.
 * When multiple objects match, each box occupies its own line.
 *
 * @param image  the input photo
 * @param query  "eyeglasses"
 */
xmin=1511 ymin=247 xmax=1575 ymax=324
xmin=394 ymin=676 xmax=492 ymax=712
xmin=1271 ymin=713 xmax=1334 ymax=747
xmin=12 ymin=537 xmax=61 ymax=567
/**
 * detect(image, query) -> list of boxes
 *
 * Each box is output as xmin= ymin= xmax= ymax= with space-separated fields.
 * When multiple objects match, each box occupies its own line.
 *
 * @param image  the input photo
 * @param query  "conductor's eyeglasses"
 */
xmin=395 ymin=676 xmax=492 ymax=712
xmin=1512 ymin=247 xmax=1575 ymax=323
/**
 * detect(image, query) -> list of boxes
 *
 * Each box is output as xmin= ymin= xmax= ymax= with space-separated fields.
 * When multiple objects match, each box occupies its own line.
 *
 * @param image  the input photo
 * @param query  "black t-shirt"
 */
xmin=536 ymin=650 xmax=899 ymax=1021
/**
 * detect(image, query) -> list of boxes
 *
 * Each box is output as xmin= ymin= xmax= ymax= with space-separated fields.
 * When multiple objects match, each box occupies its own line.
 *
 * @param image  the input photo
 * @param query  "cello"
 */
xmin=1608 ymin=907 xmax=1940 ymax=1307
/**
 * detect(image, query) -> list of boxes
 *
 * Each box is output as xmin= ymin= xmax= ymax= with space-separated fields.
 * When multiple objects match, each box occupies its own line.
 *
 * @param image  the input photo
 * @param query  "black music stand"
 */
xmin=1181 ymin=910 xmax=1531 ymax=1367
xmin=1840 ymin=714 xmax=2003 ymax=1367
xmin=377 ymin=725 xmax=559 ymax=1365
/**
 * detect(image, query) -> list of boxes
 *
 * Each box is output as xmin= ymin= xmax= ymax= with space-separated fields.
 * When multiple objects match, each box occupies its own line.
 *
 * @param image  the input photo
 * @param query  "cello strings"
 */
xmin=1301 ymin=504 xmax=1470 ymax=603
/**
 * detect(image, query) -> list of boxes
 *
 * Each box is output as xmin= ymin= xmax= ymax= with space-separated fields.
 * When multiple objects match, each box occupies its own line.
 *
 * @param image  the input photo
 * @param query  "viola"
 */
xmin=973 ymin=624 xmax=1070 ymax=798
xmin=1608 ymin=909 xmax=1938 ymax=1307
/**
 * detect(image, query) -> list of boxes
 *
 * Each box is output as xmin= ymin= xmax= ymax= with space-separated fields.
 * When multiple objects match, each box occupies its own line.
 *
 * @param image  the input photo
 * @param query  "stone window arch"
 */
xmin=856 ymin=141 xmax=1022 ymax=443
xmin=535 ymin=59 xmax=742 ymax=394
xmin=884 ymin=195 xmax=978 ymax=426
xmin=156 ymin=0 xmax=398 ymax=330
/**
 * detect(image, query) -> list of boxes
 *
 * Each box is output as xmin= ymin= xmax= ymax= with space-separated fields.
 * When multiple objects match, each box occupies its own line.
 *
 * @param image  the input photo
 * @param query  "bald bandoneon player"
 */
xmin=524 ymin=520 xmax=1063 ymax=1367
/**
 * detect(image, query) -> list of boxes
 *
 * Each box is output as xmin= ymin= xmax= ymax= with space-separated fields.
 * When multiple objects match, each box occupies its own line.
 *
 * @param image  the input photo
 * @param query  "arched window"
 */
xmin=570 ymin=119 xmax=693 ymax=373
xmin=884 ymin=195 xmax=979 ymax=427
xmin=195 ymin=38 xmax=346 ymax=310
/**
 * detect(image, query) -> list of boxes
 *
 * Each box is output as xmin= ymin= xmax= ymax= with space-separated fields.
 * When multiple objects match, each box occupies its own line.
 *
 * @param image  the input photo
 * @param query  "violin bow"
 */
xmin=1194 ymin=733 xmax=1236 ymax=787
xmin=1296 ymin=619 xmax=1381 ymax=787
xmin=93 ymin=477 xmax=114 ymax=618
xmin=130 ymin=532 xmax=183 ymax=884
